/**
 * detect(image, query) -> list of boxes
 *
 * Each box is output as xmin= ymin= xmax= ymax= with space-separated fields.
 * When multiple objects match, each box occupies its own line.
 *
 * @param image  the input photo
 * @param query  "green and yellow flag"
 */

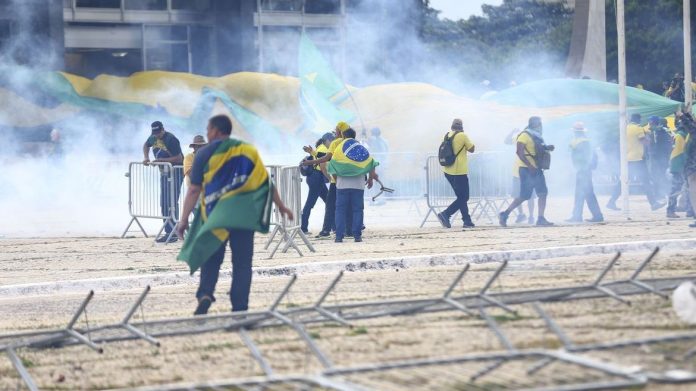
xmin=328 ymin=138 xmax=379 ymax=177
xmin=177 ymin=138 xmax=272 ymax=274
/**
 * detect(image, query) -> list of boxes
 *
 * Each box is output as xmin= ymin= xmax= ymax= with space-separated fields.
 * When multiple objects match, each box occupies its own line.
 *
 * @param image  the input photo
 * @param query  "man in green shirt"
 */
xmin=566 ymin=122 xmax=603 ymax=223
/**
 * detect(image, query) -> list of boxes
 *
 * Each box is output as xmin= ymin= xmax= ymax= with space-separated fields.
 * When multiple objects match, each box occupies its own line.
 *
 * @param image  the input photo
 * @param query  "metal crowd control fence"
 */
xmin=265 ymin=165 xmax=315 ymax=259
xmin=421 ymin=152 xmax=512 ymax=227
xmin=367 ymin=152 xmax=427 ymax=202
xmin=121 ymin=162 xmax=184 ymax=243
xmin=3 ymin=248 xmax=695 ymax=390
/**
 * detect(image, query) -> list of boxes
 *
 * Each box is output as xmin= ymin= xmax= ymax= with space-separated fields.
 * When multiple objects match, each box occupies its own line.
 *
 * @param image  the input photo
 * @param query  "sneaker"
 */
xmin=354 ymin=237 xmax=363 ymax=243
xmin=157 ymin=235 xmax=178 ymax=244
xmin=437 ymin=213 xmax=451 ymax=228
xmin=667 ymin=211 xmax=680 ymax=218
xmin=155 ymin=236 xmax=168 ymax=243
xmin=194 ymin=296 xmax=213 ymax=316
xmin=316 ymin=231 xmax=330 ymax=238
xmin=585 ymin=216 xmax=604 ymax=223
xmin=690 ymin=222 xmax=696 ymax=228
xmin=564 ymin=217 xmax=583 ymax=223
xmin=536 ymin=217 xmax=554 ymax=226
xmin=463 ymin=221 xmax=475 ymax=228
xmin=498 ymin=212 xmax=509 ymax=227
xmin=335 ymin=238 xmax=343 ymax=243
xmin=514 ymin=213 xmax=527 ymax=224
xmin=606 ymin=202 xmax=621 ymax=211
xmin=651 ymin=202 xmax=666 ymax=211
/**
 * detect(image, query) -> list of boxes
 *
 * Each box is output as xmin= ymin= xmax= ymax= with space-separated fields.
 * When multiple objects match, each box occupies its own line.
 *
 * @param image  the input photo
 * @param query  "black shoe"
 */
xmin=354 ymin=237 xmax=363 ymax=243
xmin=155 ymin=235 xmax=168 ymax=243
xmin=536 ymin=217 xmax=554 ymax=226
xmin=463 ymin=221 xmax=475 ymax=228
xmin=564 ymin=217 xmax=582 ymax=223
xmin=585 ymin=217 xmax=604 ymax=223
xmin=316 ymin=231 xmax=330 ymax=238
xmin=498 ymin=212 xmax=509 ymax=227
xmin=514 ymin=213 xmax=527 ymax=224
xmin=690 ymin=222 xmax=696 ymax=228
xmin=335 ymin=238 xmax=343 ymax=243
xmin=606 ymin=203 xmax=621 ymax=211
xmin=651 ymin=202 xmax=666 ymax=211
xmin=437 ymin=213 xmax=451 ymax=228
xmin=157 ymin=235 xmax=178 ymax=243
xmin=194 ymin=296 xmax=212 ymax=316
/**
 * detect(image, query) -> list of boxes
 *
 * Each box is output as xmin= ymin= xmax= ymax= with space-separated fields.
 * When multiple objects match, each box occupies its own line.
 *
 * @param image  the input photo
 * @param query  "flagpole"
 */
xmin=617 ymin=0 xmax=630 ymax=216
xmin=685 ymin=0 xmax=693 ymax=109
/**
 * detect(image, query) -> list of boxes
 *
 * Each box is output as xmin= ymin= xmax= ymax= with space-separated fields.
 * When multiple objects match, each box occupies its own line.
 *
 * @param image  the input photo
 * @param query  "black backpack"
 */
xmin=299 ymin=155 xmax=314 ymax=177
xmin=438 ymin=131 xmax=465 ymax=166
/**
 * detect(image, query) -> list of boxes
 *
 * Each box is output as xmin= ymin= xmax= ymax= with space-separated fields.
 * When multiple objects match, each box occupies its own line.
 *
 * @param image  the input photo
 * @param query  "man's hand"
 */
xmin=176 ymin=219 xmax=189 ymax=239
xmin=302 ymin=145 xmax=314 ymax=154
xmin=528 ymin=167 xmax=538 ymax=176
xmin=143 ymin=158 xmax=151 ymax=165
xmin=546 ymin=145 xmax=555 ymax=152
xmin=367 ymin=178 xmax=374 ymax=189
xmin=278 ymin=205 xmax=294 ymax=221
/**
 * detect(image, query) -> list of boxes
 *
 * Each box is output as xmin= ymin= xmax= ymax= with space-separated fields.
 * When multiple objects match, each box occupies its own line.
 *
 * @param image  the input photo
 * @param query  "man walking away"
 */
xmin=183 ymin=135 xmax=207 ymax=186
xmin=328 ymin=128 xmax=379 ymax=243
xmin=143 ymin=121 xmax=184 ymax=243
xmin=300 ymin=133 xmax=332 ymax=234
xmin=680 ymin=113 xmax=696 ymax=227
xmin=667 ymin=117 xmax=690 ymax=218
xmin=499 ymin=116 xmax=555 ymax=227
xmin=176 ymin=115 xmax=293 ymax=315
xmin=505 ymin=128 xmax=536 ymax=224
xmin=648 ymin=116 xmax=672 ymax=199
xmin=606 ymin=114 xmax=665 ymax=211
xmin=437 ymin=118 xmax=476 ymax=229
xmin=565 ymin=122 xmax=603 ymax=223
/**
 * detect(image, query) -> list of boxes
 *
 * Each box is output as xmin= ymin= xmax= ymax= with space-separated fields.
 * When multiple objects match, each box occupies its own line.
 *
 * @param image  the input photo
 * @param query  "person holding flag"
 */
xmin=328 ymin=127 xmax=379 ymax=242
xmin=176 ymin=115 xmax=293 ymax=315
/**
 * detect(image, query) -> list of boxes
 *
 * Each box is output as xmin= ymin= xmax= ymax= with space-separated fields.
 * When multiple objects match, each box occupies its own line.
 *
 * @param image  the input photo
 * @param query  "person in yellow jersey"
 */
xmin=505 ymin=128 xmax=536 ymax=224
xmin=300 ymin=133 xmax=333 ymax=234
xmin=302 ymin=121 xmax=351 ymax=237
xmin=606 ymin=113 xmax=665 ymax=211
xmin=183 ymin=135 xmax=207 ymax=186
xmin=667 ymin=116 xmax=691 ymax=218
xmin=499 ymin=116 xmax=555 ymax=227
xmin=436 ymin=118 xmax=476 ymax=229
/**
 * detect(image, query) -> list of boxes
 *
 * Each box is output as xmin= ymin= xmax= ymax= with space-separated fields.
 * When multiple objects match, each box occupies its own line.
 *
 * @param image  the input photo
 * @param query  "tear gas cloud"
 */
xmin=0 ymin=0 xmax=585 ymax=236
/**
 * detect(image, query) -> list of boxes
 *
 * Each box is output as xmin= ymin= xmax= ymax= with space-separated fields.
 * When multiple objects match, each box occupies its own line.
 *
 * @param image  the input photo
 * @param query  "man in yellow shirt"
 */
xmin=183 ymin=135 xmax=207 ymax=186
xmin=505 ymin=128 xmax=536 ymax=224
xmin=499 ymin=116 xmax=555 ymax=227
xmin=436 ymin=119 xmax=476 ymax=229
xmin=606 ymin=113 xmax=664 ymax=211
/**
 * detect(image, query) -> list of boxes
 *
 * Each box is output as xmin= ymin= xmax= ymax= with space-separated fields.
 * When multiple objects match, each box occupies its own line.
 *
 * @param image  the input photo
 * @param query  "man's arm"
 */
xmin=142 ymin=142 xmax=151 ymax=163
xmin=516 ymin=142 xmax=536 ymax=172
xmin=366 ymin=168 xmax=379 ymax=189
xmin=272 ymin=186 xmax=294 ymax=220
xmin=154 ymin=154 xmax=185 ymax=164
xmin=176 ymin=184 xmax=202 ymax=238
xmin=303 ymin=152 xmax=332 ymax=165
xmin=320 ymin=162 xmax=330 ymax=181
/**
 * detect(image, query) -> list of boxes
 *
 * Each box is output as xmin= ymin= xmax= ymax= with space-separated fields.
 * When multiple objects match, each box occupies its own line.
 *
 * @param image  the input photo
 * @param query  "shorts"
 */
xmin=512 ymin=176 xmax=537 ymax=199
xmin=518 ymin=167 xmax=547 ymax=200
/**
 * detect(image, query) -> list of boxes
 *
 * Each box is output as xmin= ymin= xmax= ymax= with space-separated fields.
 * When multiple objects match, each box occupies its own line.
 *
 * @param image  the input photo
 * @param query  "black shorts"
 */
xmin=512 ymin=176 xmax=537 ymax=199
xmin=518 ymin=167 xmax=547 ymax=200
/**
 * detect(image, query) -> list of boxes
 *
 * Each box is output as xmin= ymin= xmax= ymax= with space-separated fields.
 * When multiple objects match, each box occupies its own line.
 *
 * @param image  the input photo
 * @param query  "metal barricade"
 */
xmin=121 ymin=162 xmax=184 ymax=243
xmin=264 ymin=165 xmax=315 ymax=258
xmin=420 ymin=152 xmax=512 ymax=227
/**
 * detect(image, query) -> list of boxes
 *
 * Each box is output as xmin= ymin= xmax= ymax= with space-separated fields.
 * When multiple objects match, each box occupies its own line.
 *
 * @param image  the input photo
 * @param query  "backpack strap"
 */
xmin=447 ymin=130 xmax=467 ymax=158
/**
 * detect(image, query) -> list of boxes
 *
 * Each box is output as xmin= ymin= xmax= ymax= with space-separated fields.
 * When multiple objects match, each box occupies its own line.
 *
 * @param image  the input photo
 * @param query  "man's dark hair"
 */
xmin=343 ymin=128 xmax=356 ymax=139
xmin=209 ymin=115 xmax=233 ymax=135
xmin=630 ymin=113 xmax=641 ymax=123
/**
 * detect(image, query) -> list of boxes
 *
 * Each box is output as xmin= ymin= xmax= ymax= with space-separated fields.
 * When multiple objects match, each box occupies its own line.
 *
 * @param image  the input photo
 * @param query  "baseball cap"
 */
xmin=189 ymin=135 xmax=207 ymax=147
xmin=151 ymin=121 xmax=164 ymax=134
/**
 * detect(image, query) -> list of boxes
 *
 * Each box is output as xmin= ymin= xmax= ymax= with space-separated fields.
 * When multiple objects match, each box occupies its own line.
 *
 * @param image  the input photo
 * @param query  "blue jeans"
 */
xmin=335 ymin=189 xmax=364 ymax=240
xmin=196 ymin=229 xmax=254 ymax=312
xmin=301 ymin=171 xmax=328 ymax=232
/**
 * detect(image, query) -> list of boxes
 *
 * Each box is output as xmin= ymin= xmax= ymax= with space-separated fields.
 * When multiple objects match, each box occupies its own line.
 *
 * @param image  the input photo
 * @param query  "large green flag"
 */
xmin=177 ymin=138 xmax=273 ymax=274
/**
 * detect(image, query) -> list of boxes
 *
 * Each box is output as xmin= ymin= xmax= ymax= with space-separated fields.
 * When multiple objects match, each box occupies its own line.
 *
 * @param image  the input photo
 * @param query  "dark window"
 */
xmin=124 ymin=0 xmax=166 ymax=10
xmin=172 ymin=0 xmax=211 ymax=11
xmin=76 ymin=0 xmax=121 ymax=8
xmin=145 ymin=25 xmax=188 ymax=42
xmin=261 ymin=0 xmax=302 ymax=11
xmin=305 ymin=0 xmax=340 ymax=14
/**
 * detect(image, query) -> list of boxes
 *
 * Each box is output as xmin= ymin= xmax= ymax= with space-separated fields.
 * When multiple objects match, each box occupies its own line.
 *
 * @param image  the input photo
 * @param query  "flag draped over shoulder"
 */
xmin=177 ymin=138 xmax=272 ymax=274
xmin=328 ymin=139 xmax=379 ymax=177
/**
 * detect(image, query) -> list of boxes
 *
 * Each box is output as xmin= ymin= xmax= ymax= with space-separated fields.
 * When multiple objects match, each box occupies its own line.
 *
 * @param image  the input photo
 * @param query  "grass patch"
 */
xmin=349 ymin=327 xmax=368 ymax=336
xmin=20 ymin=357 xmax=35 ymax=368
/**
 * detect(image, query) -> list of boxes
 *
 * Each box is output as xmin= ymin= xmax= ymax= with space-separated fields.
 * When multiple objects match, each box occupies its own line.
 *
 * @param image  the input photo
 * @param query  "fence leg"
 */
xmin=5 ymin=348 xmax=38 ymax=391
xmin=419 ymin=208 xmax=435 ymax=228
xmin=238 ymin=328 xmax=274 ymax=377
xmin=314 ymin=271 xmax=350 ymax=327
xmin=264 ymin=225 xmax=281 ymax=251
xmin=120 ymin=286 xmax=159 ymax=346
xmin=121 ymin=217 xmax=148 ymax=239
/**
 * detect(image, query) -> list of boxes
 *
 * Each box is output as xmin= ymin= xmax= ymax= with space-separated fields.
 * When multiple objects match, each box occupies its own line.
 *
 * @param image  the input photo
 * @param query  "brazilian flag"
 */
xmin=328 ymin=139 xmax=379 ymax=177
xmin=177 ymin=138 xmax=272 ymax=274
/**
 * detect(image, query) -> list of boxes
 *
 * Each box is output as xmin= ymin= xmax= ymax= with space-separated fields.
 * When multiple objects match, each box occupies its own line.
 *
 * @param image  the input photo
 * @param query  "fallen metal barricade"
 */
xmin=2 ymin=247 xmax=694 ymax=390
xmin=421 ymin=152 xmax=511 ymax=227
xmin=121 ymin=162 xmax=184 ymax=243
xmin=265 ymin=165 xmax=315 ymax=258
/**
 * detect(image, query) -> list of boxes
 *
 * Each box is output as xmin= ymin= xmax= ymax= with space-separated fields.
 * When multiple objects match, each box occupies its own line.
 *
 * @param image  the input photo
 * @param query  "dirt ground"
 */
xmin=1 ymin=197 xmax=696 ymax=390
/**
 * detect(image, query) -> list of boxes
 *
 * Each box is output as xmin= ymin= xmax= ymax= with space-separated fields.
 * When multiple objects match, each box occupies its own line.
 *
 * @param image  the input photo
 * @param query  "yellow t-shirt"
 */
xmin=626 ymin=123 xmax=648 ymax=162
xmin=183 ymin=152 xmax=195 ymax=185
xmin=671 ymin=132 xmax=686 ymax=160
xmin=515 ymin=131 xmax=537 ymax=170
xmin=313 ymin=144 xmax=328 ymax=171
xmin=328 ymin=138 xmax=343 ymax=184
xmin=442 ymin=131 xmax=474 ymax=175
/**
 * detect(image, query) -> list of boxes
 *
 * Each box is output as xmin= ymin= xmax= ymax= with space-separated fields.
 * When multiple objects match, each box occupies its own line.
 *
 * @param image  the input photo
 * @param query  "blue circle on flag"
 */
xmin=342 ymin=139 xmax=370 ymax=162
